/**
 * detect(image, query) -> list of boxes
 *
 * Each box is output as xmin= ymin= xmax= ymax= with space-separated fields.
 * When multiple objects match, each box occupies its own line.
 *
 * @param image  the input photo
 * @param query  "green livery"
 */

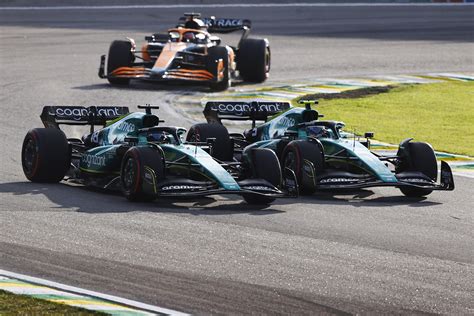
xmin=202 ymin=100 xmax=454 ymax=197
xmin=21 ymin=105 xmax=296 ymax=204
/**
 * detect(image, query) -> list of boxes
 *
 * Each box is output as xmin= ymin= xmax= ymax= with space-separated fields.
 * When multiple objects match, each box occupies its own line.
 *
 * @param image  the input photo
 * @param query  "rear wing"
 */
xmin=204 ymin=18 xmax=251 ymax=33
xmin=178 ymin=15 xmax=251 ymax=33
xmin=41 ymin=106 xmax=129 ymax=129
xmin=203 ymin=101 xmax=291 ymax=124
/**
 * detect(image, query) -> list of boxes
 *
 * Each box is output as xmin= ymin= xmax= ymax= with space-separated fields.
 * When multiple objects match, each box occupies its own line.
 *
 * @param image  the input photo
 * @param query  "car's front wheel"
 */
xmin=107 ymin=40 xmax=134 ymax=85
xmin=397 ymin=141 xmax=437 ymax=197
xmin=282 ymin=140 xmax=324 ymax=195
xmin=243 ymin=148 xmax=282 ymax=205
xmin=121 ymin=146 xmax=164 ymax=201
xmin=207 ymin=46 xmax=230 ymax=91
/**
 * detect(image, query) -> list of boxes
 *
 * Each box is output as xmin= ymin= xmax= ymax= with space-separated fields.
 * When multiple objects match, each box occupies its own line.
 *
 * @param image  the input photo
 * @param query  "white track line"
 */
xmin=0 ymin=269 xmax=190 ymax=316
xmin=0 ymin=3 xmax=473 ymax=10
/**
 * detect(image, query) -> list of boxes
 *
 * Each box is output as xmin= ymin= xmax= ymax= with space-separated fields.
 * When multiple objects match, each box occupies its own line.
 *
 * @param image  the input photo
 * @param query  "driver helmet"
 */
xmin=148 ymin=131 xmax=168 ymax=143
xmin=307 ymin=126 xmax=328 ymax=138
xmin=183 ymin=32 xmax=195 ymax=42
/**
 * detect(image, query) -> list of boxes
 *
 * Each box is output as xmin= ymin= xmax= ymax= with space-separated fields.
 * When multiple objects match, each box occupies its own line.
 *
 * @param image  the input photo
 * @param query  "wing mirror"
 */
xmin=206 ymin=137 xmax=216 ymax=156
xmin=361 ymin=132 xmax=374 ymax=149
xmin=209 ymin=35 xmax=221 ymax=45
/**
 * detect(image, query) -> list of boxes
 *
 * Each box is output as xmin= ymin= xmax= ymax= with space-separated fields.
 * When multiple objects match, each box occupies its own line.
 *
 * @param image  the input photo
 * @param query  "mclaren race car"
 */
xmin=196 ymin=100 xmax=455 ymax=197
xmin=21 ymin=105 xmax=297 ymax=204
xmin=98 ymin=13 xmax=271 ymax=91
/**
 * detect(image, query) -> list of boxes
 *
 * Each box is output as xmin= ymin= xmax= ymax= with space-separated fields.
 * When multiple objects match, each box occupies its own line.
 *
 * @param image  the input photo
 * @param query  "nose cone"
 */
xmin=150 ymin=68 xmax=166 ymax=76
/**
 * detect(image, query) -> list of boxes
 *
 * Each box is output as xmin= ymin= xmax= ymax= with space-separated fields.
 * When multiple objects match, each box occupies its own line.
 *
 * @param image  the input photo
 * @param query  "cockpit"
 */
xmin=306 ymin=125 xmax=333 ymax=139
xmin=146 ymin=129 xmax=179 ymax=145
xmin=168 ymin=29 xmax=210 ymax=44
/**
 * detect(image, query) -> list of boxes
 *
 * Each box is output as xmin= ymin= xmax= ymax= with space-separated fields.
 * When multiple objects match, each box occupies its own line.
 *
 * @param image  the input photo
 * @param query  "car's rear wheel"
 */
xmin=243 ymin=148 xmax=281 ymax=205
xmin=282 ymin=140 xmax=324 ymax=195
xmin=186 ymin=123 xmax=234 ymax=161
xmin=121 ymin=146 xmax=164 ymax=201
xmin=397 ymin=141 xmax=437 ymax=197
xmin=21 ymin=128 xmax=70 ymax=182
xmin=237 ymin=38 xmax=270 ymax=83
xmin=107 ymin=40 xmax=134 ymax=85
xmin=207 ymin=46 xmax=230 ymax=91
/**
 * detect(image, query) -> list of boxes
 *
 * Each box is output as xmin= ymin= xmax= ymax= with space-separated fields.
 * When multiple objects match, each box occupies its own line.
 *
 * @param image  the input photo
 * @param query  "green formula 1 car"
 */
xmin=194 ymin=100 xmax=454 ymax=197
xmin=21 ymin=105 xmax=296 ymax=204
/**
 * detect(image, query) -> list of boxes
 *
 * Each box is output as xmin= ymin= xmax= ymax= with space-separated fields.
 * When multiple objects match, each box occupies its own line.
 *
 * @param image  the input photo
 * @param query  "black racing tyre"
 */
xmin=21 ymin=128 xmax=70 ymax=183
xmin=186 ymin=123 xmax=233 ymax=161
xmin=207 ymin=46 xmax=230 ymax=91
xmin=121 ymin=146 xmax=164 ymax=202
xmin=282 ymin=140 xmax=324 ymax=195
xmin=399 ymin=142 xmax=437 ymax=197
xmin=237 ymin=38 xmax=270 ymax=83
xmin=243 ymin=148 xmax=281 ymax=205
xmin=107 ymin=40 xmax=134 ymax=85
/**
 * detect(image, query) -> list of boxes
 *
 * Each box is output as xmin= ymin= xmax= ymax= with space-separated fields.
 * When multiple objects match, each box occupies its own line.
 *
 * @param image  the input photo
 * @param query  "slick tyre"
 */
xmin=21 ymin=128 xmax=70 ymax=183
xmin=107 ymin=40 xmax=134 ymax=85
xmin=121 ymin=146 xmax=164 ymax=202
xmin=186 ymin=123 xmax=233 ymax=161
xmin=243 ymin=148 xmax=281 ymax=205
xmin=282 ymin=140 xmax=324 ymax=195
xmin=399 ymin=142 xmax=436 ymax=197
xmin=207 ymin=46 xmax=230 ymax=91
xmin=237 ymin=38 xmax=270 ymax=83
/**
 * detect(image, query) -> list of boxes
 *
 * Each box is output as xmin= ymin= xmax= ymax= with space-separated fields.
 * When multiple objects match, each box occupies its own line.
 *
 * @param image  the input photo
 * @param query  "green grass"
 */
xmin=302 ymin=81 xmax=474 ymax=156
xmin=0 ymin=290 xmax=106 ymax=315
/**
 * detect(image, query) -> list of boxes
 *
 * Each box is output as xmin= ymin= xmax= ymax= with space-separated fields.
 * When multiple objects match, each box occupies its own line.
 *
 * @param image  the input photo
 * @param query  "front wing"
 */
xmin=315 ymin=161 xmax=455 ymax=191
xmin=149 ymin=179 xmax=291 ymax=198
xmin=98 ymin=55 xmax=219 ymax=83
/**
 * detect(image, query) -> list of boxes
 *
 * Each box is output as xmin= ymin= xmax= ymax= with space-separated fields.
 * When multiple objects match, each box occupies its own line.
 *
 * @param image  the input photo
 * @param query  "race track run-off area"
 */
xmin=1 ymin=2 xmax=473 ymax=315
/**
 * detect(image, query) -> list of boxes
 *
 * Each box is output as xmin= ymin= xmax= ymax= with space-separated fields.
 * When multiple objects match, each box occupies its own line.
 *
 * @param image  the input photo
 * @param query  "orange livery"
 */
xmin=99 ymin=13 xmax=271 ymax=91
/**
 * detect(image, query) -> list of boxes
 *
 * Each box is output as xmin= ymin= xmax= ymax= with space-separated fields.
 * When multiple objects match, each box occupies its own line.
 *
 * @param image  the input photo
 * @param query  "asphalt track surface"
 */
xmin=1 ymin=3 xmax=474 ymax=315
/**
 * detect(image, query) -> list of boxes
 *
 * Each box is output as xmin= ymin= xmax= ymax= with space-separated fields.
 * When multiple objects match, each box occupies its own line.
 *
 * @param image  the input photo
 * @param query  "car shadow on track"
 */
xmin=1 ymin=182 xmax=442 ymax=215
xmin=0 ymin=182 xmax=284 ymax=216
xmin=272 ymin=189 xmax=442 ymax=208
xmin=73 ymin=79 xmax=251 ymax=93
xmin=73 ymin=82 xmax=208 ymax=93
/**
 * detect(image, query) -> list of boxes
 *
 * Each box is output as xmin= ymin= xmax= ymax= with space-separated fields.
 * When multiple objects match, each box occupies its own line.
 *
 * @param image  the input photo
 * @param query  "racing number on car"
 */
xmin=91 ymin=131 xmax=100 ymax=144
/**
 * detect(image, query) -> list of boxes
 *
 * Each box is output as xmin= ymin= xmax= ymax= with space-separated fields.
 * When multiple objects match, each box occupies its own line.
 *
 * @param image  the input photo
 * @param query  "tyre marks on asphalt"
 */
xmin=0 ymin=244 xmax=353 ymax=315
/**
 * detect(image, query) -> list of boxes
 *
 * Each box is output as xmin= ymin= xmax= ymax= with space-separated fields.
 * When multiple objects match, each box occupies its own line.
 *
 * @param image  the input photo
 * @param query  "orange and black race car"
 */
xmin=98 ymin=13 xmax=271 ymax=91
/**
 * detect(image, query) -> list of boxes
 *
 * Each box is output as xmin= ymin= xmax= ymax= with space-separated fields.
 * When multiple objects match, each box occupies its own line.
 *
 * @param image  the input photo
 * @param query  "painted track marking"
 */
xmin=0 ymin=269 xmax=189 ymax=316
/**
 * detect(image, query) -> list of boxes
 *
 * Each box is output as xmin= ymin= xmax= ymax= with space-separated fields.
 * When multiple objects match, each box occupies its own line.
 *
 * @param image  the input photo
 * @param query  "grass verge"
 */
xmin=0 ymin=290 xmax=106 ymax=315
xmin=298 ymin=81 xmax=474 ymax=156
